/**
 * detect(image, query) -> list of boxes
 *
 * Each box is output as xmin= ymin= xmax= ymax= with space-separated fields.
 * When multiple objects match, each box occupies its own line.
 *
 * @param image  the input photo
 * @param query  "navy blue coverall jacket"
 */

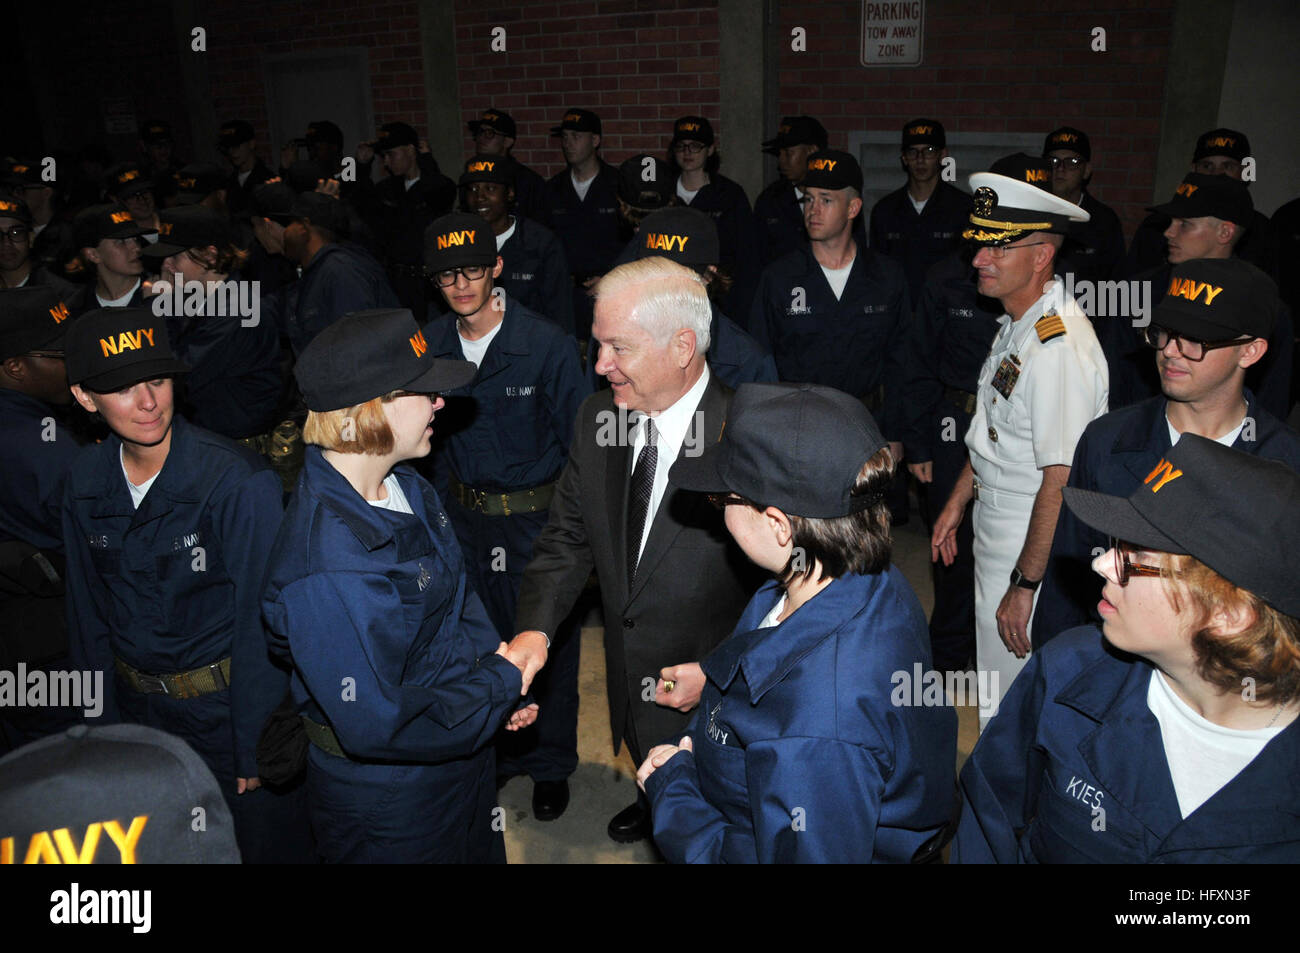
xmin=645 ymin=570 xmax=957 ymax=863
xmin=497 ymin=215 xmax=576 ymax=337
xmin=678 ymin=173 xmax=761 ymax=319
xmin=868 ymin=180 xmax=971 ymax=304
xmin=268 ymin=241 xmax=399 ymax=358
xmin=1031 ymin=392 xmax=1300 ymax=648
xmin=62 ymin=415 xmax=287 ymax=779
xmin=0 ymin=390 xmax=84 ymax=554
xmin=750 ymin=242 xmax=911 ymax=441
xmin=954 ymin=626 xmax=1300 ymax=862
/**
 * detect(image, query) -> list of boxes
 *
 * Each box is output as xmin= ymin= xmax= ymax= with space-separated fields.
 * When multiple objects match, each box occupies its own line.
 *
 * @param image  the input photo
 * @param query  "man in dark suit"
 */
xmin=514 ymin=256 xmax=758 ymax=844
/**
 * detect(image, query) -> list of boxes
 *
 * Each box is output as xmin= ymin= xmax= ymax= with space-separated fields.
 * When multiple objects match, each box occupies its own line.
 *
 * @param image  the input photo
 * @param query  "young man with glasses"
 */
xmin=930 ymin=161 xmax=1107 ymax=727
xmin=466 ymin=109 xmax=547 ymax=224
xmin=869 ymin=118 xmax=972 ymax=304
xmin=1032 ymin=256 xmax=1300 ymax=647
xmin=1041 ymin=126 xmax=1125 ymax=286
xmin=419 ymin=213 xmax=590 ymax=822
xmin=0 ymin=197 xmax=75 ymax=294
xmin=1117 ymin=173 xmax=1293 ymax=418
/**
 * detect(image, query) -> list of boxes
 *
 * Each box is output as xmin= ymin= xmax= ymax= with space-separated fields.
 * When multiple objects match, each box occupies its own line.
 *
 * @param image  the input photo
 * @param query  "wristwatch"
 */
xmin=1009 ymin=566 xmax=1041 ymax=591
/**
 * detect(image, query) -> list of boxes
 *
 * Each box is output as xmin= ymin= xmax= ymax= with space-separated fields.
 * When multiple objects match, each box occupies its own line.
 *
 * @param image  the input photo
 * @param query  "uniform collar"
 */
xmin=88 ymin=414 xmax=202 ymax=520
xmin=426 ymin=298 xmax=531 ymax=366
xmin=301 ymin=445 xmax=420 ymax=552
xmin=703 ymin=572 xmax=891 ymax=703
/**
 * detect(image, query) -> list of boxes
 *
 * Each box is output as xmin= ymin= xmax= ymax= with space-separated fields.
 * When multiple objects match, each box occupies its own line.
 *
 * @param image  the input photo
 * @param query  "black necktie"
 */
xmin=627 ymin=416 xmax=658 ymax=588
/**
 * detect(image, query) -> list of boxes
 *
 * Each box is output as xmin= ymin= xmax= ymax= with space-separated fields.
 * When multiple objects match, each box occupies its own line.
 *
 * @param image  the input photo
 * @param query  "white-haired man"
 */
xmin=514 ymin=257 xmax=759 ymax=843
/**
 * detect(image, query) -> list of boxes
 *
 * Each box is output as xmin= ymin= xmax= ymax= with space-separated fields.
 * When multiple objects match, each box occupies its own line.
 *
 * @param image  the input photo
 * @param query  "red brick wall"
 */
xmin=202 ymin=0 xmax=426 ymax=161
xmin=453 ymin=0 xmax=722 ymax=179
xmin=778 ymin=0 xmax=1178 ymax=235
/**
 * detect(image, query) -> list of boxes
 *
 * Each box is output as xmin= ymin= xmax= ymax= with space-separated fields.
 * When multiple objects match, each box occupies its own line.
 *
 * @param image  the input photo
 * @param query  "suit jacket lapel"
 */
xmin=605 ymin=415 xmax=633 ymax=604
xmin=628 ymin=376 xmax=727 ymax=604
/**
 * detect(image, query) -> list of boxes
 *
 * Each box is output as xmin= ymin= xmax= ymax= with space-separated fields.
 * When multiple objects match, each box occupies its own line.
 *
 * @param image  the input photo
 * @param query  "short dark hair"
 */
xmin=779 ymin=446 xmax=895 ymax=584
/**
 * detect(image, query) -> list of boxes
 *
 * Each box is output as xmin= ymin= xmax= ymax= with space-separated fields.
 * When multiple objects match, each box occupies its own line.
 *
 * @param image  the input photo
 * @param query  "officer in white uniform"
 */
xmin=931 ymin=155 xmax=1108 ymax=727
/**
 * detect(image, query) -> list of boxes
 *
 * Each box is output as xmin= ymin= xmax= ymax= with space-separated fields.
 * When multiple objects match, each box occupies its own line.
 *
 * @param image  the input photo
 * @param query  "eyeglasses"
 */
xmin=1142 ymin=325 xmax=1250 ymax=361
xmin=983 ymin=241 xmax=1048 ymax=260
xmin=673 ymin=141 xmax=706 ymax=155
xmin=1048 ymin=156 xmax=1085 ymax=169
xmin=706 ymin=493 xmax=757 ymax=510
xmin=433 ymin=265 xmax=488 ymax=287
xmin=474 ymin=128 xmax=501 ymax=140
xmin=903 ymin=146 xmax=939 ymax=160
xmin=0 ymin=226 xmax=30 ymax=243
xmin=1108 ymin=537 xmax=1167 ymax=587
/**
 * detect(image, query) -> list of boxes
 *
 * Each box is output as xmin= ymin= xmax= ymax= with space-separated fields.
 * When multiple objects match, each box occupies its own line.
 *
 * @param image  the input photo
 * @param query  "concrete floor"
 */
xmin=500 ymin=510 xmax=981 ymax=863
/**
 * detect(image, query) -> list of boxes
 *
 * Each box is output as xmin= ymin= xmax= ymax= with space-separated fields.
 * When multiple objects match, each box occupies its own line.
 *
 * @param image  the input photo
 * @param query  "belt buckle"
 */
xmin=500 ymin=493 xmax=511 ymax=517
xmin=469 ymin=488 xmax=489 ymax=513
xmin=136 ymin=671 xmax=169 ymax=695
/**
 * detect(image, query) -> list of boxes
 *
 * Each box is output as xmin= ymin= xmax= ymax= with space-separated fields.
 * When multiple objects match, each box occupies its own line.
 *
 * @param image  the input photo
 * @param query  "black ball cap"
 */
xmin=217 ymin=119 xmax=255 ymax=150
xmin=73 ymin=203 xmax=157 ymax=249
xmin=671 ymin=382 xmax=887 ymax=519
xmin=802 ymin=149 xmax=863 ymax=193
xmin=249 ymin=179 xmax=295 ymax=219
xmin=1148 ymin=172 xmax=1253 ymax=226
xmin=64 ymin=307 xmax=189 ymax=393
xmin=371 ymin=122 xmax=418 ymax=150
xmin=173 ymin=162 xmax=229 ymax=204
xmin=267 ymin=191 xmax=350 ymax=238
xmin=902 ymin=118 xmax=946 ymax=150
xmin=105 ymin=162 xmax=153 ymax=198
xmin=1043 ymin=126 xmax=1091 ymax=160
xmin=617 ymin=154 xmax=673 ymax=208
xmin=294 ymin=309 xmax=477 ymax=412
xmin=141 ymin=206 xmax=233 ymax=258
xmin=550 ymin=108 xmax=601 ymax=137
xmin=0 ymin=287 xmax=74 ymax=361
xmin=305 ymin=120 xmax=343 ymax=147
xmin=0 ymin=195 xmax=33 ymax=226
xmin=1064 ymin=435 xmax=1300 ymax=619
xmin=468 ymin=109 xmax=517 ymax=139
xmin=1152 ymin=257 xmax=1278 ymax=341
xmin=634 ymin=207 xmax=720 ymax=266
xmin=1193 ymin=128 xmax=1250 ymax=163
xmin=671 ymin=115 xmax=714 ymax=147
xmin=990 ymin=152 xmax=1053 ymax=192
xmin=459 ymin=154 xmax=515 ymax=187
xmin=423 ymin=212 xmax=496 ymax=273
xmin=762 ymin=115 xmax=827 ymax=154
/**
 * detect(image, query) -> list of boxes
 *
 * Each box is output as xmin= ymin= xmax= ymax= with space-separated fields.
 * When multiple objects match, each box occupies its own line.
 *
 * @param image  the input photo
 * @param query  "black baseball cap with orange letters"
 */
xmin=1151 ymin=257 xmax=1277 ymax=342
xmin=1064 ymin=435 xmax=1300 ymax=618
xmin=424 ymin=212 xmax=497 ymax=273
xmin=294 ymin=309 xmax=476 ymax=412
xmin=1193 ymin=128 xmax=1250 ymax=163
xmin=73 ymin=203 xmax=157 ymax=248
xmin=762 ymin=116 xmax=827 ymax=154
xmin=802 ymin=150 xmax=863 ymax=192
xmin=0 ymin=287 xmax=73 ymax=361
xmin=1043 ymin=126 xmax=1091 ymax=160
xmin=671 ymin=116 xmax=714 ymax=147
xmin=551 ymin=109 xmax=601 ymax=136
xmin=64 ymin=308 xmax=190 ymax=393
xmin=469 ymin=109 xmax=517 ymax=139
xmin=902 ymin=118 xmax=945 ymax=150
xmin=459 ymin=154 xmax=515 ymax=187
xmin=1148 ymin=173 xmax=1253 ymax=226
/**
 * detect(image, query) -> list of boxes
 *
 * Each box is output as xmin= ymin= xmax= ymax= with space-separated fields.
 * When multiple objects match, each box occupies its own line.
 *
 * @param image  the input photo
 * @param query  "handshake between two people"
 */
xmin=495 ymin=630 xmax=708 ymax=731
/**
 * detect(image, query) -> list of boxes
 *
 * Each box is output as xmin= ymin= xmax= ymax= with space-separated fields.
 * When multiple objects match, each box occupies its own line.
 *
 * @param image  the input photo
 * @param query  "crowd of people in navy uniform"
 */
xmin=1 ymin=99 xmax=1299 ymax=865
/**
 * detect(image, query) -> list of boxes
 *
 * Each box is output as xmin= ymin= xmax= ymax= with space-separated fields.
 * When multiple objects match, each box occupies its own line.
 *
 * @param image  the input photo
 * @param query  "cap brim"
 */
xmin=667 ymin=441 xmax=731 ymax=495
xmin=1150 ymin=307 xmax=1250 ymax=342
xmin=106 ymin=223 xmax=159 ymax=240
xmin=402 ymin=358 xmax=478 ymax=395
xmin=1061 ymin=487 xmax=1189 ymax=555
xmin=78 ymin=359 xmax=191 ymax=393
xmin=140 ymin=241 xmax=188 ymax=257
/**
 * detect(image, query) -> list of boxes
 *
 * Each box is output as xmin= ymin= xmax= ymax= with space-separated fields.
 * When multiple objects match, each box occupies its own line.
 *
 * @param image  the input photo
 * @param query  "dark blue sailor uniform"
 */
xmin=61 ymin=414 xmax=309 ymax=862
xmin=868 ymin=180 xmax=971 ymax=303
xmin=541 ymin=162 xmax=622 ymax=339
xmin=750 ymin=243 xmax=911 ymax=441
xmin=267 ymin=241 xmax=399 ymax=358
xmin=1055 ymin=190 xmax=1125 ymax=286
xmin=0 ymin=390 xmax=86 ymax=752
xmin=164 ymin=272 xmax=282 ymax=440
xmin=678 ymin=173 xmax=760 ymax=320
xmin=901 ymin=251 xmax=1002 ymax=670
xmin=497 ymin=215 xmax=576 ymax=337
xmin=1031 ymin=391 xmax=1300 ymax=648
xmin=644 ymin=570 xmax=957 ymax=863
xmin=954 ymin=626 xmax=1300 ymax=862
xmin=0 ymin=390 xmax=84 ymax=554
xmin=753 ymin=179 xmax=806 ymax=274
xmin=262 ymin=447 xmax=524 ymax=863
xmin=424 ymin=298 xmax=590 ymax=783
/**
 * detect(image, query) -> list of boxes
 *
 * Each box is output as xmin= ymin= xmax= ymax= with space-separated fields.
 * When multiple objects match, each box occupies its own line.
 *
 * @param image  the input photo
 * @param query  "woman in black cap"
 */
xmin=636 ymin=381 xmax=957 ymax=863
xmin=955 ymin=435 xmax=1300 ymax=862
xmin=262 ymin=308 xmax=542 ymax=864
